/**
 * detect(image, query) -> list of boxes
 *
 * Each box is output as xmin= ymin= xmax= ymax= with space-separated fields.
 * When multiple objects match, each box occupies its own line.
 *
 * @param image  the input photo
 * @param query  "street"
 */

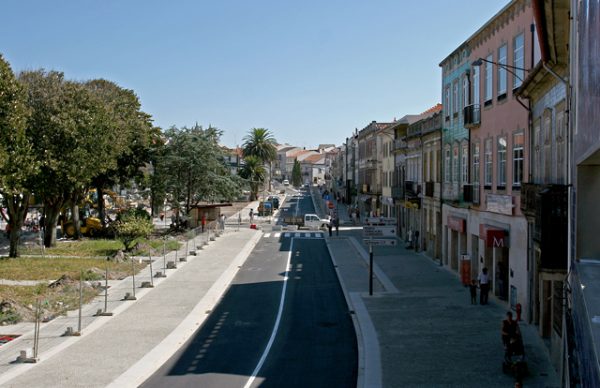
xmin=141 ymin=190 xmax=357 ymax=388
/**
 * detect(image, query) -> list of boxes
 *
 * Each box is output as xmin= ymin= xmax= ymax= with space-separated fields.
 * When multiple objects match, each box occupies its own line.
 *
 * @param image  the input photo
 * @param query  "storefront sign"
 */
xmin=486 ymin=194 xmax=514 ymax=215
xmin=447 ymin=216 xmax=466 ymax=233
xmin=479 ymin=224 xmax=508 ymax=248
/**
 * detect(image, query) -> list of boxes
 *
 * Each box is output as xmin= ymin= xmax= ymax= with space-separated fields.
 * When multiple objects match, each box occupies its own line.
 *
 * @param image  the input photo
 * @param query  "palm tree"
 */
xmin=239 ymin=155 xmax=266 ymax=201
xmin=242 ymin=128 xmax=277 ymax=191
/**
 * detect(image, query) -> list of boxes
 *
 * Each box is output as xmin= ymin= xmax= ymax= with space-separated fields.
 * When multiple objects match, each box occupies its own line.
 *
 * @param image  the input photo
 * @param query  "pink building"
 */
xmin=462 ymin=0 xmax=539 ymax=319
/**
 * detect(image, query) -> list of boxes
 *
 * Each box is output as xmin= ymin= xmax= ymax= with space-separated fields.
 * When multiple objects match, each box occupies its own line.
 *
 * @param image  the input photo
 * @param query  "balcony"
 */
xmin=394 ymin=139 xmax=408 ymax=151
xmin=520 ymin=183 xmax=539 ymax=216
xmin=391 ymin=186 xmax=404 ymax=199
xmin=462 ymin=184 xmax=473 ymax=202
xmin=463 ymin=104 xmax=481 ymax=128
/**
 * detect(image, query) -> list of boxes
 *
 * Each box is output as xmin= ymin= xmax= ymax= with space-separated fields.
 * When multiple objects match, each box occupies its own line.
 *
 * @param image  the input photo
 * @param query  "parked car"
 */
xmin=267 ymin=196 xmax=280 ymax=209
xmin=282 ymin=179 xmax=289 ymax=186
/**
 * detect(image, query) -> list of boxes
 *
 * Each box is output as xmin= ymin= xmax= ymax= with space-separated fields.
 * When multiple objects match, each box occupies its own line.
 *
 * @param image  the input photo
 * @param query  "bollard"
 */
xmin=155 ymin=271 xmax=166 ymax=278
xmin=123 ymin=292 xmax=137 ymax=301
xmin=166 ymin=261 xmax=177 ymax=269
xmin=141 ymin=281 xmax=153 ymax=288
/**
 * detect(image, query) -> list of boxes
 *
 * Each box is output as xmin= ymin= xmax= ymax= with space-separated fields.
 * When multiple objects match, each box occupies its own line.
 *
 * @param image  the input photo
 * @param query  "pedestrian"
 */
xmin=201 ymin=213 xmax=207 ymax=233
xmin=414 ymin=230 xmax=420 ymax=252
xmin=327 ymin=218 xmax=333 ymax=237
xmin=334 ymin=216 xmax=339 ymax=236
xmin=501 ymin=311 xmax=521 ymax=360
xmin=478 ymin=267 xmax=490 ymax=305
xmin=351 ymin=210 xmax=357 ymax=225
xmin=469 ymin=279 xmax=478 ymax=305
xmin=249 ymin=208 xmax=254 ymax=222
xmin=219 ymin=214 xmax=225 ymax=230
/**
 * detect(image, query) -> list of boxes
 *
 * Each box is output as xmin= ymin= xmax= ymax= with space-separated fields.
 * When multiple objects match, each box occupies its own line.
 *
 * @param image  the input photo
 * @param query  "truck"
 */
xmin=282 ymin=213 xmax=329 ymax=229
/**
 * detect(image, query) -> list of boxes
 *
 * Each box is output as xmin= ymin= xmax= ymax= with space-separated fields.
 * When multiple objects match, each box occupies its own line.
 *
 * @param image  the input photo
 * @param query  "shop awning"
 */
xmin=479 ymin=224 xmax=508 ymax=248
xmin=447 ymin=216 xmax=466 ymax=233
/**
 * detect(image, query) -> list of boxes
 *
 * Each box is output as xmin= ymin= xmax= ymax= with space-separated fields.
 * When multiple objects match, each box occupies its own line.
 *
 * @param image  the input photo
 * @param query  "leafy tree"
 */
xmin=111 ymin=209 xmax=153 ymax=252
xmin=84 ymin=79 xmax=159 ymax=225
xmin=242 ymin=128 xmax=277 ymax=191
xmin=239 ymin=155 xmax=266 ymax=201
xmin=292 ymin=158 xmax=302 ymax=187
xmin=19 ymin=70 xmax=126 ymax=247
xmin=159 ymin=124 xmax=240 ymax=216
xmin=0 ymin=54 xmax=38 ymax=257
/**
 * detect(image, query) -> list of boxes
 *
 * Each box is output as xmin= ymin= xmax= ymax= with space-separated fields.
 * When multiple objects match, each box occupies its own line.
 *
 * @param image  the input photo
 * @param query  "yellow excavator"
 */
xmin=60 ymin=189 xmax=126 ymax=238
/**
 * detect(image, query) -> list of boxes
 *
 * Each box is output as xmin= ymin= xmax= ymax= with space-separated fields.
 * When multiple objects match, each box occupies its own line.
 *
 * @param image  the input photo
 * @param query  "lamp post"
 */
xmin=471 ymin=57 xmax=529 ymax=112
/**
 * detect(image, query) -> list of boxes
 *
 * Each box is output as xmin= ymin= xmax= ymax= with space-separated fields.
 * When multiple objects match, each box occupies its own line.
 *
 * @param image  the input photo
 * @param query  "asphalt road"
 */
xmin=141 ymin=189 xmax=357 ymax=388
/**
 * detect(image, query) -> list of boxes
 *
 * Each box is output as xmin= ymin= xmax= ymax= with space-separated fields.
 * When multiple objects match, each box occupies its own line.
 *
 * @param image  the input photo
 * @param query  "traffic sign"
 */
xmin=364 ymin=217 xmax=397 ymax=225
xmin=363 ymin=238 xmax=397 ymax=246
xmin=362 ymin=225 xmax=396 ymax=237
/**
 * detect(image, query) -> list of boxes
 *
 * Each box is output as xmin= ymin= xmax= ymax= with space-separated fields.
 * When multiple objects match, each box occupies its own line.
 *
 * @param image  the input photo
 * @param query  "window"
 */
xmin=463 ymin=75 xmax=469 ymax=108
xmin=513 ymin=33 xmax=525 ymax=89
xmin=497 ymin=136 xmax=507 ymax=188
xmin=445 ymin=147 xmax=451 ymax=182
xmin=533 ymin=118 xmax=541 ymax=183
xmin=453 ymin=146 xmax=459 ymax=182
xmin=473 ymin=142 xmax=480 ymax=203
xmin=461 ymin=143 xmax=468 ymax=184
xmin=498 ymin=45 xmax=507 ymax=98
xmin=556 ymin=102 xmax=566 ymax=184
xmin=444 ymin=86 xmax=450 ymax=120
xmin=472 ymin=66 xmax=480 ymax=105
xmin=543 ymin=109 xmax=552 ymax=180
xmin=484 ymin=54 xmax=493 ymax=103
xmin=453 ymin=80 xmax=459 ymax=116
xmin=484 ymin=138 xmax=492 ymax=186
xmin=513 ymin=132 xmax=524 ymax=186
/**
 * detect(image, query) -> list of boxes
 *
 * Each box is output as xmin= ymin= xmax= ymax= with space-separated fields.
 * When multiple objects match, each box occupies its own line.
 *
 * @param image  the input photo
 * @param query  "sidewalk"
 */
xmin=0 ymin=226 xmax=261 ymax=387
xmin=326 ymin=229 xmax=560 ymax=387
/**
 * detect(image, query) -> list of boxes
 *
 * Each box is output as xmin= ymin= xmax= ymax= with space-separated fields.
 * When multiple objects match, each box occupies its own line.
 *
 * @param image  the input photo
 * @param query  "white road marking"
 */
xmin=243 ymin=238 xmax=293 ymax=388
xmin=263 ymin=233 xmax=271 ymax=238
xmin=284 ymin=232 xmax=291 ymax=238
xmin=274 ymin=233 xmax=281 ymax=238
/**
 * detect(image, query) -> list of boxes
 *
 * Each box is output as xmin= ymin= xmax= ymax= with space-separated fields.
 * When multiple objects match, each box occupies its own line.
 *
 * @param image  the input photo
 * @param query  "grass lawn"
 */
xmin=0 ymin=257 xmax=146 ymax=281
xmin=19 ymin=238 xmax=181 ymax=258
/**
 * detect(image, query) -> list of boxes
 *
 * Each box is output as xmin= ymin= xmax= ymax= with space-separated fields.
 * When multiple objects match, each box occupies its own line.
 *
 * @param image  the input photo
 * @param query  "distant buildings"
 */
xmin=329 ymin=0 xmax=600 ymax=383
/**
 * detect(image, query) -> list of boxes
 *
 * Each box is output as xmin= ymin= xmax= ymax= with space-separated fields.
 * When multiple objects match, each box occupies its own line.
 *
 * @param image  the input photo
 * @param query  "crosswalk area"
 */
xmin=262 ymin=232 xmax=324 ymax=239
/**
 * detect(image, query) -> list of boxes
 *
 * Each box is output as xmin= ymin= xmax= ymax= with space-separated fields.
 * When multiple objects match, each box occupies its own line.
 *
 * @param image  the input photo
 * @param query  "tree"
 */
xmin=0 ymin=54 xmax=38 ymax=257
xmin=158 ymin=125 xmax=240 ymax=216
xmin=19 ymin=70 xmax=126 ymax=247
xmin=239 ymin=155 xmax=266 ymax=201
xmin=84 ymin=79 xmax=159 ymax=226
xmin=111 ymin=209 xmax=153 ymax=252
xmin=242 ymin=128 xmax=277 ymax=191
xmin=292 ymin=158 xmax=302 ymax=187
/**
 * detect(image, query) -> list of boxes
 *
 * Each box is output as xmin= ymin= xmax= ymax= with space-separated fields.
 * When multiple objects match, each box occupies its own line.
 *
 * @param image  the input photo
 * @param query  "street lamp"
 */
xmin=471 ymin=57 xmax=527 ymax=82
xmin=472 ymin=57 xmax=530 ymax=112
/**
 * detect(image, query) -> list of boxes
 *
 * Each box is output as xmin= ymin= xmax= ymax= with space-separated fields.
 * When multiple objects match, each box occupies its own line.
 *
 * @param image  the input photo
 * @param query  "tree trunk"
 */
xmin=5 ymin=192 xmax=30 ymax=258
xmin=43 ymin=199 xmax=63 ymax=248
xmin=96 ymin=184 xmax=106 ymax=227
xmin=72 ymin=202 xmax=80 ymax=239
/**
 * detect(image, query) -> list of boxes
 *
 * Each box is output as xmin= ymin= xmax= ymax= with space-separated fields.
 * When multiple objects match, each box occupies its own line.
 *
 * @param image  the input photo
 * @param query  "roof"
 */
xmin=302 ymin=154 xmax=325 ymax=164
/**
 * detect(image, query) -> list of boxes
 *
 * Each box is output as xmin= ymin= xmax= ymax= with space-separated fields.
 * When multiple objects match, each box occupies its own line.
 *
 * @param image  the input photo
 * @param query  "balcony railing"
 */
xmin=391 ymin=186 xmax=404 ymax=199
xmin=463 ymin=104 xmax=481 ymax=128
xmin=394 ymin=139 xmax=408 ymax=151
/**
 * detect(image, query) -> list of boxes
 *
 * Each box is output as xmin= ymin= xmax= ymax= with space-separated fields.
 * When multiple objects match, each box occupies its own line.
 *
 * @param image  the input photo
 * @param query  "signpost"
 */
xmin=362 ymin=223 xmax=398 ymax=295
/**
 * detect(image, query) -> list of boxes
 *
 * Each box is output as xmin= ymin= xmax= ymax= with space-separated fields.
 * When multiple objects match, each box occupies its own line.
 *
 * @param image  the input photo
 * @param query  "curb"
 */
xmin=325 ymin=239 xmax=382 ymax=388
xmin=108 ymin=230 xmax=263 ymax=388
xmin=347 ymin=236 xmax=399 ymax=294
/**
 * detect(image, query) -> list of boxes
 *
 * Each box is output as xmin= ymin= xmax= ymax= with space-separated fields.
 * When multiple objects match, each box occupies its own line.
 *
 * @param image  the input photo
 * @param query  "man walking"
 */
xmin=478 ymin=267 xmax=490 ymax=305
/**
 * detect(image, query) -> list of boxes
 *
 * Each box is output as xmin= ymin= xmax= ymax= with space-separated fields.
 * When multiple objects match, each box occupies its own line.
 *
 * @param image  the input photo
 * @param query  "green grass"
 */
xmin=19 ymin=238 xmax=181 ymax=258
xmin=0 ymin=257 xmax=145 ymax=281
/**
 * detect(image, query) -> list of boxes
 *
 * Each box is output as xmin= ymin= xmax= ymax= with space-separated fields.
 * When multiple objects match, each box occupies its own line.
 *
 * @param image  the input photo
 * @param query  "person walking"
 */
xmin=327 ymin=218 xmax=333 ymax=237
xmin=478 ymin=267 xmax=490 ymax=305
xmin=249 ymin=208 xmax=254 ymax=222
xmin=469 ymin=279 xmax=478 ymax=305
xmin=333 ymin=216 xmax=339 ymax=236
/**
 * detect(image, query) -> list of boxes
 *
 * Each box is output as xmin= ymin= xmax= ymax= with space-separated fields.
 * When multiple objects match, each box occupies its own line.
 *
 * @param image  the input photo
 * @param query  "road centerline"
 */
xmin=243 ymin=237 xmax=294 ymax=388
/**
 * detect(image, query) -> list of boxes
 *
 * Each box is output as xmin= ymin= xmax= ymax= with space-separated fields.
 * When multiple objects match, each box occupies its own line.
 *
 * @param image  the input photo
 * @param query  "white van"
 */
xmin=282 ymin=179 xmax=289 ymax=186
xmin=304 ymin=214 xmax=329 ymax=229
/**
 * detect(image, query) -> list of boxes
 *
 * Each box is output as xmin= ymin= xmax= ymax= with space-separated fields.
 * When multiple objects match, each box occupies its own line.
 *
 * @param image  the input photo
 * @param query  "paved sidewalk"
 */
xmin=0 ymin=227 xmax=261 ymax=388
xmin=327 ymin=229 xmax=560 ymax=388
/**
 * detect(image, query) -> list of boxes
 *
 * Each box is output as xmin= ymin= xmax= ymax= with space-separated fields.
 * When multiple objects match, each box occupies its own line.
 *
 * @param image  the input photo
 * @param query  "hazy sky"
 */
xmin=1 ymin=1 xmax=507 ymax=149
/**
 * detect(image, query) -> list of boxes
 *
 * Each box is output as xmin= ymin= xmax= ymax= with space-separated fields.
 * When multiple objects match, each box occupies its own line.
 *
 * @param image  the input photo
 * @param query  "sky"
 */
xmin=1 ymin=1 xmax=507 ymax=149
